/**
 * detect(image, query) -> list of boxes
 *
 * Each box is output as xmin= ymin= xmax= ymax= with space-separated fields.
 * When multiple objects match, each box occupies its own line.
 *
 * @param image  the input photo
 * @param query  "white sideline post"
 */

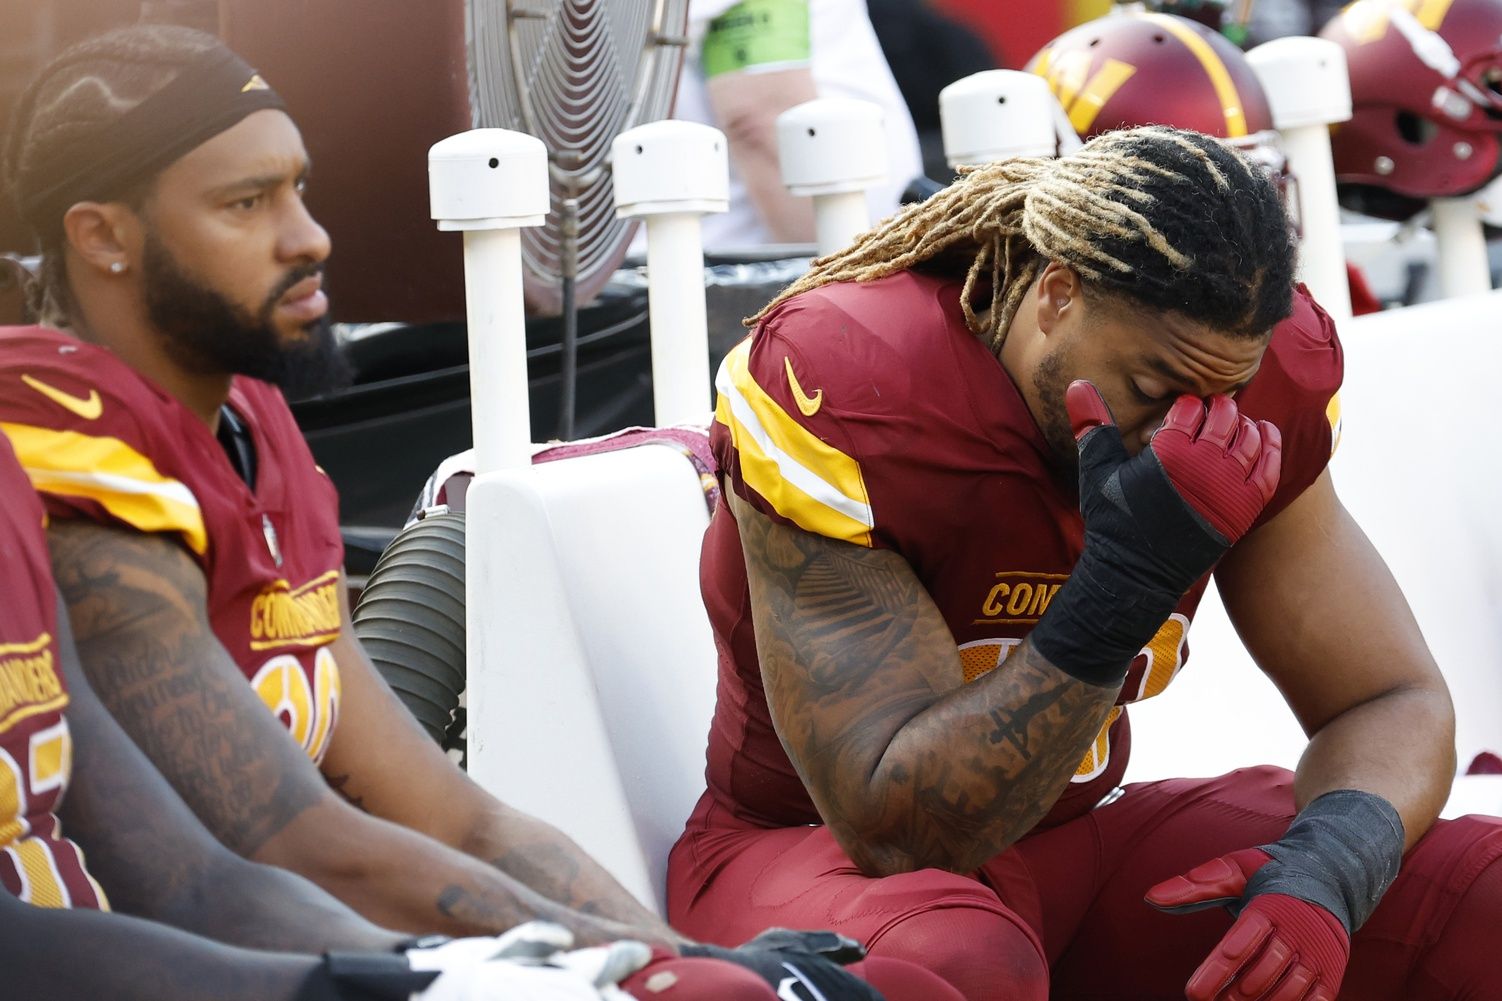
xmin=428 ymin=130 xmax=549 ymax=475
xmin=1430 ymin=197 xmax=1493 ymax=299
xmin=939 ymin=70 xmax=1069 ymax=169
xmin=429 ymin=129 xmax=550 ymax=837
xmin=777 ymin=98 xmax=887 ymax=256
xmin=1247 ymin=37 xmax=1353 ymax=324
xmin=613 ymin=121 xmax=728 ymax=427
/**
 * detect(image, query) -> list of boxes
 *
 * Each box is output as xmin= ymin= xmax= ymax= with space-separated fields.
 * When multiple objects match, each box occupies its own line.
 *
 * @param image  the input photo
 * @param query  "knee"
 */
xmin=866 ymin=903 xmax=1049 ymax=1001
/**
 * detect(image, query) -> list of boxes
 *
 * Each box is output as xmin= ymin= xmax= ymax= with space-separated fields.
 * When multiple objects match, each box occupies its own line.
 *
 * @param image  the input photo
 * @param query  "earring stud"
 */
xmin=110 ymin=261 xmax=126 ymax=274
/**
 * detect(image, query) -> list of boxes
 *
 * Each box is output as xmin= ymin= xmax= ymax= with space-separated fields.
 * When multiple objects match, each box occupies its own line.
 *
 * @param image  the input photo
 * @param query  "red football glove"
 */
xmin=1033 ymin=385 xmax=1284 ymax=687
xmin=1146 ymin=849 xmax=1350 ymax=1001
xmin=1066 ymin=385 xmax=1281 ymax=547
xmin=1143 ymin=392 xmax=1282 ymax=545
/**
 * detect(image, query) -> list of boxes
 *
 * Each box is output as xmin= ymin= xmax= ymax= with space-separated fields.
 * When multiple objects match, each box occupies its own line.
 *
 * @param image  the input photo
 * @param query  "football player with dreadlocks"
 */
xmin=664 ymin=116 xmax=1502 ymax=1001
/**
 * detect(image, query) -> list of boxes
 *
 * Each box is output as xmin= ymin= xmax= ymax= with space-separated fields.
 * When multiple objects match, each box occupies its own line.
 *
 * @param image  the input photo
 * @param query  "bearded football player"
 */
xmin=0 ymin=428 xmax=672 ymax=1001
xmin=0 ymin=22 xmax=963 ymax=1001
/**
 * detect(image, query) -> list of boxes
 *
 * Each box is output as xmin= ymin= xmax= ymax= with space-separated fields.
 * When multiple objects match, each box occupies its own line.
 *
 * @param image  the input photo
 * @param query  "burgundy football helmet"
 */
xmin=1026 ymin=9 xmax=1273 ymax=142
xmin=1321 ymin=0 xmax=1502 ymax=204
xmin=1026 ymin=10 xmax=1295 ymax=222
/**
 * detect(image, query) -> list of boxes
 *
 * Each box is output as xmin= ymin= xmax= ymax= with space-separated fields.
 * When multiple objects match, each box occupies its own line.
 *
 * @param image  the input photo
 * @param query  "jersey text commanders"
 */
xmin=250 ymin=571 xmax=341 ymax=651
xmin=0 ymin=634 xmax=64 ymax=730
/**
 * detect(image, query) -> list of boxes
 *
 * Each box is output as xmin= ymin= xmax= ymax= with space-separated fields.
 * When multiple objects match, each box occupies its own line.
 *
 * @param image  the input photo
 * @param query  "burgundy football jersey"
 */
xmin=0 ymin=327 xmax=346 ymax=764
xmin=701 ymin=272 xmax=1342 ymax=830
xmin=0 ymin=434 xmax=108 ymax=909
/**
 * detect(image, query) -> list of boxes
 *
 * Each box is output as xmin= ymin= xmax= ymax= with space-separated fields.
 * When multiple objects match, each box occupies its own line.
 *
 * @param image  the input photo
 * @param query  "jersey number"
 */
xmin=0 ymin=723 xmax=78 ymax=907
xmin=251 ymin=647 xmax=342 ymax=764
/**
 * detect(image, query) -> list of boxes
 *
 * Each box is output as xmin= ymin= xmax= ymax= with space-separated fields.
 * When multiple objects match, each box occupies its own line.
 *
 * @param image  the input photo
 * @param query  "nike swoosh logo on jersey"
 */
xmin=22 ymin=374 xmax=102 ymax=420
xmin=784 ymin=356 xmax=823 ymax=417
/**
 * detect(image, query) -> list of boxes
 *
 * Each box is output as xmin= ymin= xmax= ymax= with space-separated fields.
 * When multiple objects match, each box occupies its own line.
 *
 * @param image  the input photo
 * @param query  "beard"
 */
xmin=1031 ymin=337 xmax=1079 ymax=480
xmin=141 ymin=231 xmax=352 ymax=400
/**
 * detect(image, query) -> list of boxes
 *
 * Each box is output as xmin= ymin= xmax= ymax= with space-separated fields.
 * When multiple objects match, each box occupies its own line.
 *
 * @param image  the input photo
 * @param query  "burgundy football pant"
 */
xmin=668 ymin=767 xmax=1502 ymax=1000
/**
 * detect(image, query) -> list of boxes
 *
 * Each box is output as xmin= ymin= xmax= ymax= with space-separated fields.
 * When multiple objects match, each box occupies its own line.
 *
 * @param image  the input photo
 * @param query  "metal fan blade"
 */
xmin=468 ymin=0 xmax=689 ymax=313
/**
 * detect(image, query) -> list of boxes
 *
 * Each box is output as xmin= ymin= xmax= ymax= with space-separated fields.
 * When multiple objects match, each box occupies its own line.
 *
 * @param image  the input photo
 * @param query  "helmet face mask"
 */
xmin=1459 ymin=49 xmax=1502 ymax=116
xmin=1321 ymin=0 xmax=1502 ymax=212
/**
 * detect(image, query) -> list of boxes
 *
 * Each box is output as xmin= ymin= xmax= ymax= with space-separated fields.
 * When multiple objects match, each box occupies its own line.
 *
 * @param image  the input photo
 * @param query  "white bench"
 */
xmin=464 ymin=444 xmax=718 ymax=913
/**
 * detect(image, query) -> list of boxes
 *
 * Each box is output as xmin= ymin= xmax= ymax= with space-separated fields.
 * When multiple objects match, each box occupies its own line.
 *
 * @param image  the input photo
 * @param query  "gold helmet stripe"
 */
xmin=1144 ymin=12 xmax=1249 ymax=137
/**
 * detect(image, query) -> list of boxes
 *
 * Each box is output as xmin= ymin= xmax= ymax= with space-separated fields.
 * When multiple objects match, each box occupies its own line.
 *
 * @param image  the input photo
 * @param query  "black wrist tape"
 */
xmin=1028 ymin=546 xmax=1183 ymax=687
xmin=1245 ymin=789 xmax=1406 ymax=934
xmin=319 ymin=951 xmax=439 ymax=1001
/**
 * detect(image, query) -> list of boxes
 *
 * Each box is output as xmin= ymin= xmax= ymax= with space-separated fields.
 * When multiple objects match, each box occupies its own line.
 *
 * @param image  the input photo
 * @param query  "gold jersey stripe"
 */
xmin=714 ymin=341 xmax=875 ymax=546
xmin=1144 ymin=13 xmax=1248 ymax=137
xmin=2 ymin=423 xmax=208 ymax=556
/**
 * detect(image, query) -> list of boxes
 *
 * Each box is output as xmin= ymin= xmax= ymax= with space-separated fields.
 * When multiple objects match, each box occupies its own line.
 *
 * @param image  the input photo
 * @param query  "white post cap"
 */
xmin=613 ymin=121 xmax=730 ymax=218
xmin=1246 ymin=37 xmax=1352 ymax=130
xmin=428 ymin=129 xmax=550 ymax=231
xmin=776 ymin=98 xmax=887 ymax=196
xmin=940 ymin=70 xmax=1060 ymax=167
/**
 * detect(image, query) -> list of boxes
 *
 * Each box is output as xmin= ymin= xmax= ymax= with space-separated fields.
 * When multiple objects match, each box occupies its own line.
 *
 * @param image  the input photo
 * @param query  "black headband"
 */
xmin=21 ymin=48 xmax=287 ymax=232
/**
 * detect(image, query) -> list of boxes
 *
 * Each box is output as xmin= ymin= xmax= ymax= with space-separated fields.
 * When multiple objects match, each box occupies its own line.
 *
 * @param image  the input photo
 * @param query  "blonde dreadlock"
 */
xmin=750 ymin=125 xmax=1296 ymax=351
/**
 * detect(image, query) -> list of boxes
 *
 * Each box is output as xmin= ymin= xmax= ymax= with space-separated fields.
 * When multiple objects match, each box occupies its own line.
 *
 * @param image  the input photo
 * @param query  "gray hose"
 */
xmin=351 ymin=512 xmax=467 ymax=750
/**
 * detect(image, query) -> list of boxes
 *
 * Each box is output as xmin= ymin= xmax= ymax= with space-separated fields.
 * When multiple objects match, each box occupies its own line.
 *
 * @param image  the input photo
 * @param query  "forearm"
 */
xmin=1294 ymin=684 xmax=1455 ymax=850
xmin=0 ymin=898 xmax=321 ymax=1001
xmin=260 ymin=801 xmax=671 ymax=947
xmin=737 ymin=488 xmax=1133 ymax=876
xmin=174 ymin=855 xmax=403 ymax=954
xmin=832 ymin=639 xmax=1121 ymax=875
xmin=79 ymin=815 xmax=400 ymax=953
xmin=460 ymin=805 xmax=680 ymax=943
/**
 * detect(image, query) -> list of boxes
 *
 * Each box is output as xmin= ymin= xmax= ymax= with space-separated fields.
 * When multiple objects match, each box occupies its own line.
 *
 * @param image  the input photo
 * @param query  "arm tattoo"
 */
xmin=733 ymin=494 xmax=1120 ymax=875
xmin=323 ymin=773 xmax=368 ymax=813
xmin=489 ymin=843 xmax=603 ymax=916
xmin=48 ymin=521 xmax=322 ymax=857
xmin=49 ymin=523 xmax=677 ymax=943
